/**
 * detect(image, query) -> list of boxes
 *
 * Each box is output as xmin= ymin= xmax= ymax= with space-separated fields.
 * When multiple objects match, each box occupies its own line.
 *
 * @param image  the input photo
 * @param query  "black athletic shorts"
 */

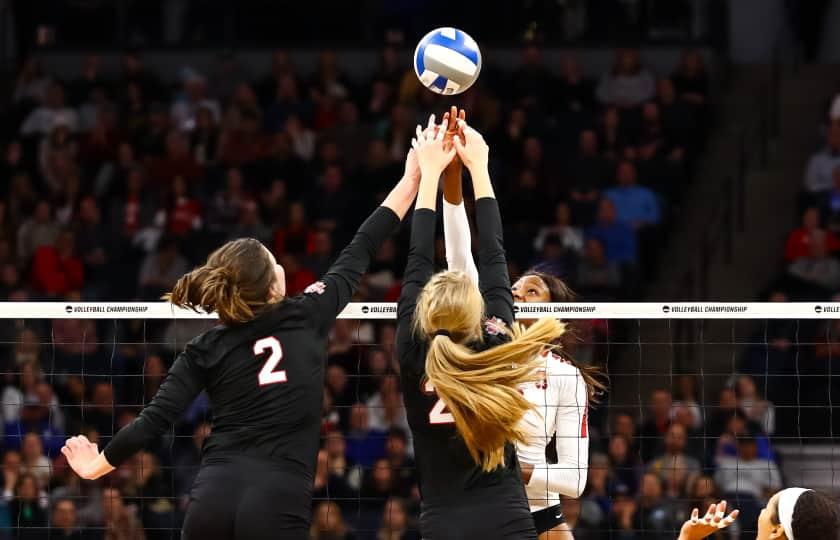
xmin=182 ymin=455 xmax=312 ymax=540
xmin=531 ymin=503 xmax=566 ymax=535
xmin=419 ymin=491 xmax=538 ymax=540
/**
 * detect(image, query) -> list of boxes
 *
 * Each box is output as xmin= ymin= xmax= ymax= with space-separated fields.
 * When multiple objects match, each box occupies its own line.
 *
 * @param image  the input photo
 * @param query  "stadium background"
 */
xmin=0 ymin=0 xmax=838 ymax=538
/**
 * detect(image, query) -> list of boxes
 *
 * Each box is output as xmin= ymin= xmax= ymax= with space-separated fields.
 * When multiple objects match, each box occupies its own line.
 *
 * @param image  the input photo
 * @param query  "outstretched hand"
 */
xmin=412 ymin=115 xmax=456 ymax=179
xmin=678 ymin=501 xmax=739 ymax=540
xmin=452 ymin=120 xmax=489 ymax=173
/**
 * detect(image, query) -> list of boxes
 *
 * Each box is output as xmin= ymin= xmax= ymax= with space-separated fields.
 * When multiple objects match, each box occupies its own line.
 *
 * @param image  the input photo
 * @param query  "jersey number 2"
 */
xmin=423 ymin=380 xmax=454 ymax=425
xmin=254 ymin=337 xmax=287 ymax=386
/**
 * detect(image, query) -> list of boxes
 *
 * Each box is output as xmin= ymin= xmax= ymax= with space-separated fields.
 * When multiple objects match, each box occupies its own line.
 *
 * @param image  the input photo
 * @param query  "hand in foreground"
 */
xmin=61 ymin=435 xmax=103 ymax=480
xmin=452 ymin=120 xmax=489 ymax=173
xmin=678 ymin=501 xmax=739 ymax=540
xmin=412 ymin=115 xmax=455 ymax=179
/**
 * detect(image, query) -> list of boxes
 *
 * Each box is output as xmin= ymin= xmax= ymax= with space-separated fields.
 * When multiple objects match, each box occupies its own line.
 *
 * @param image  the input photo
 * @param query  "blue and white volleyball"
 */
xmin=413 ymin=28 xmax=482 ymax=95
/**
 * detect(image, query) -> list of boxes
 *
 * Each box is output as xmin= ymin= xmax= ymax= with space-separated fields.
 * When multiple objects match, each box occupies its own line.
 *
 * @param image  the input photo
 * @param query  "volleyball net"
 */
xmin=1 ymin=302 xmax=838 ymax=539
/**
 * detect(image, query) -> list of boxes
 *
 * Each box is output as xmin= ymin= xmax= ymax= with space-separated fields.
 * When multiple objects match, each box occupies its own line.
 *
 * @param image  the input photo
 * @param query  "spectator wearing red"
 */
xmin=276 ymin=254 xmax=316 ymax=296
xmin=162 ymin=175 xmax=202 ymax=238
xmin=31 ymin=230 xmax=83 ymax=297
xmin=274 ymin=201 xmax=316 ymax=256
xmin=148 ymin=131 xmax=203 ymax=188
xmin=218 ymin=110 xmax=269 ymax=167
xmin=785 ymin=207 xmax=840 ymax=262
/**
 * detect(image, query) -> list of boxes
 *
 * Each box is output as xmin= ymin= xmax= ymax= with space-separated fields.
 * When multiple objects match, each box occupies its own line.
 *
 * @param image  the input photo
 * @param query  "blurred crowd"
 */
xmin=0 ymin=44 xmax=716 ymax=539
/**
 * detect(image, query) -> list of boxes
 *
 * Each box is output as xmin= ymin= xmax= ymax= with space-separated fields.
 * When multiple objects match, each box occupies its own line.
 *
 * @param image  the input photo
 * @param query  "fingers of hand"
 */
xmin=690 ymin=508 xmax=699 ymax=524
xmin=703 ymin=504 xmax=716 ymax=521
xmin=427 ymin=114 xmax=436 ymax=131
xmin=714 ymin=501 xmax=727 ymax=522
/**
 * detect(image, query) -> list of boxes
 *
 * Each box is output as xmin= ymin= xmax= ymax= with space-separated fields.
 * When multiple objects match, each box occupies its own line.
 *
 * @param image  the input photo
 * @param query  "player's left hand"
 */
xmin=62 ymin=435 xmax=102 ymax=480
xmin=678 ymin=501 xmax=739 ymax=540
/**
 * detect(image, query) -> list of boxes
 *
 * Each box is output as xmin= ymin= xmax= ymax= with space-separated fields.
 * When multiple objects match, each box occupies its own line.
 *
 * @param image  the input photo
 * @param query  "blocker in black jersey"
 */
xmin=397 ymin=198 xmax=537 ymax=540
xmin=102 ymin=206 xmax=400 ymax=540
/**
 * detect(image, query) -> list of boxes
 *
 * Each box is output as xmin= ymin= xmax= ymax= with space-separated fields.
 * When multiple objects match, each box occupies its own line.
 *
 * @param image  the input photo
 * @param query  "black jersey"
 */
xmin=396 ymin=198 xmax=524 ymax=504
xmin=104 ymin=207 xmax=401 ymax=482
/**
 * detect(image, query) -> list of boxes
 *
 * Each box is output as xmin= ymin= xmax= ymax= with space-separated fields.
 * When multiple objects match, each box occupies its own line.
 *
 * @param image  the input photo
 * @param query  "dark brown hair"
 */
xmin=521 ymin=269 xmax=607 ymax=402
xmin=780 ymin=490 xmax=840 ymax=540
xmin=166 ymin=238 xmax=277 ymax=325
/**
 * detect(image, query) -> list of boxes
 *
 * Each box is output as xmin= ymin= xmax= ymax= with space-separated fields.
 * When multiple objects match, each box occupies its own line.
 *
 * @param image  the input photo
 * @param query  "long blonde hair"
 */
xmin=415 ymin=271 xmax=567 ymax=472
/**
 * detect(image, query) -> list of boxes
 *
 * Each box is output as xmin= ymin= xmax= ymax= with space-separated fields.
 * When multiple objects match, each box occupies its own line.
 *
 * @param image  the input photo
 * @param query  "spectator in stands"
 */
xmin=607 ymin=434 xmax=640 ymax=495
xmin=569 ymin=130 xmax=611 ymax=224
xmin=75 ymin=196 xmax=110 ymax=297
xmin=714 ymin=434 xmax=782 ymax=528
xmin=30 ymin=229 xmax=84 ymax=298
xmin=17 ymin=201 xmax=59 ymax=264
xmin=366 ymin=375 xmax=409 ymax=434
xmin=646 ymin=423 xmax=701 ymax=495
xmin=596 ymin=48 xmax=656 ymax=109
xmin=385 ymin=428 xmax=416 ymax=496
xmin=588 ymin=198 xmax=638 ymax=266
xmin=12 ymin=57 xmax=50 ymax=106
xmin=686 ymin=475 xmax=719 ymax=522
xmin=707 ymin=387 xmax=738 ymax=440
xmin=632 ymin=472 xmax=680 ymax=540
xmin=534 ymin=202 xmax=584 ymax=255
xmin=377 ymin=498 xmax=419 ymax=540
xmin=804 ymin=122 xmax=840 ymax=197
xmin=656 ymin=77 xmax=698 ymax=154
xmin=306 ymin=230 xmax=335 ymax=278
xmin=274 ymin=201 xmax=316 ymax=256
xmin=51 ymin=498 xmax=83 ymax=539
xmin=556 ymin=54 xmax=596 ymax=134
xmin=671 ymin=375 xmax=702 ymax=431
xmin=230 ymin=199 xmax=272 ymax=244
xmin=170 ymin=69 xmax=221 ymax=132
xmin=577 ymin=237 xmax=622 ymax=297
xmin=787 ymin=229 xmax=840 ymax=293
xmin=605 ymin=160 xmax=661 ymax=229
xmin=99 ymin=487 xmax=146 ymax=540
xmin=310 ymin=501 xmax=355 ymax=540
xmin=148 ymin=131 xmax=203 ymax=188
xmin=345 ymin=403 xmax=386 ymax=469
xmin=784 ymin=206 xmax=840 ymax=261
xmin=736 ymin=375 xmax=776 ymax=435
xmin=639 ymin=389 xmax=672 ymax=463
xmin=8 ymin=473 xmax=47 ymax=536
xmin=160 ymin=175 xmax=203 ymax=238
xmin=671 ymin=49 xmax=709 ymax=110
xmin=208 ymin=167 xmax=248 ymax=232
xmin=20 ymin=82 xmax=79 ymax=136
xmin=83 ymin=382 xmax=116 ymax=439
xmin=20 ymin=432 xmax=50 ymax=488
xmin=137 ymin=237 xmax=189 ymax=300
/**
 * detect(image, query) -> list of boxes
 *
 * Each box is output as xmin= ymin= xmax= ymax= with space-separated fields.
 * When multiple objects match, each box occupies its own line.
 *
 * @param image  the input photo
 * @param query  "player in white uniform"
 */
xmin=438 ymin=108 xmax=599 ymax=539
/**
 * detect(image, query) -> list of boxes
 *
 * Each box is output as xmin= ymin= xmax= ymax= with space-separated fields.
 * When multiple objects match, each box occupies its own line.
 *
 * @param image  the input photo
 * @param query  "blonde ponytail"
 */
xmin=165 ymin=238 xmax=278 ymax=325
xmin=416 ymin=271 xmax=567 ymax=472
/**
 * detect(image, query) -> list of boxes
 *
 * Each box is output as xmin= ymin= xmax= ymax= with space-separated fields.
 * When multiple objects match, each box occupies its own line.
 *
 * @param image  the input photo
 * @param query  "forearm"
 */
xmin=470 ymin=166 xmax=495 ymax=200
xmin=443 ymin=161 xmax=463 ymax=204
xmin=416 ymin=172 xmax=440 ymax=211
xmin=442 ymin=200 xmax=478 ymax=284
xmin=381 ymin=176 xmax=419 ymax=220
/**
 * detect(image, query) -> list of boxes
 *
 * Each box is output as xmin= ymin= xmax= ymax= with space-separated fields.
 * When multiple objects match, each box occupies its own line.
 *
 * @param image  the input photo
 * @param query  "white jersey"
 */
xmin=441 ymin=199 xmax=589 ymax=512
xmin=518 ymin=350 xmax=589 ymax=511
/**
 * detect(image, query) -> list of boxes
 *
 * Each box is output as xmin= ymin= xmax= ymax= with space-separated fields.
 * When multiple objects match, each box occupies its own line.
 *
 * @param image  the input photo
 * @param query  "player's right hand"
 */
xmin=62 ymin=435 xmax=102 ymax=480
xmin=677 ymin=501 xmax=739 ymax=540
xmin=453 ymin=120 xmax=489 ymax=173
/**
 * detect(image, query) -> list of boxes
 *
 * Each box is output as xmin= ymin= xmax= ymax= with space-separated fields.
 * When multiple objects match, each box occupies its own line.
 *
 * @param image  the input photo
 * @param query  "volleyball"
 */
xmin=413 ymin=27 xmax=482 ymax=95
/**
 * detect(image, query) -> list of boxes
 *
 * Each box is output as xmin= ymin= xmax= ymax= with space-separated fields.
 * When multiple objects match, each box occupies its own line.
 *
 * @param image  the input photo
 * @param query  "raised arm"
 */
xmin=442 ymin=108 xmax=478 ymax=285
xmin=63 ymin=346 xmax=205 ymax=480
xmin=397 ymin=116 xmax=454 ymax=356
xmin=304 ymin=152 xmax=420 ymax=333
xmin=453 ymin=122 xmax=512 ymax=324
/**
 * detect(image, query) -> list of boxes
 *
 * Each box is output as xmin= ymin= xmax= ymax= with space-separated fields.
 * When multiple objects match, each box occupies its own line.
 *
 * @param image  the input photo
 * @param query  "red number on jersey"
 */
xmin=254 ymin=337 xmax=287 ymax=386
xmin=580 ymin=404 xmax=589 ymax=438
xmin=423 ymin=380 xmax=454 ymax=425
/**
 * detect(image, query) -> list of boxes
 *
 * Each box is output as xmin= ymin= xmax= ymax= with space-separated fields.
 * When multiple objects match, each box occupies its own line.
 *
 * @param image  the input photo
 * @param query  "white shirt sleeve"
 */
xmin=442 ymin=200 xmax=479 ymax=285
xmin=527 ymin=362 xmax=590 ymax=498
